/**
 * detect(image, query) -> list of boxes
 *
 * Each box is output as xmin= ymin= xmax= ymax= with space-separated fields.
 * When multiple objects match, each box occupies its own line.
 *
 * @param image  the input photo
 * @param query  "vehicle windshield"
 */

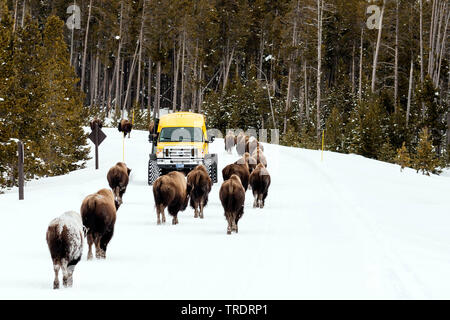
xmin=159 ymin=127 xmax=204 ymax=142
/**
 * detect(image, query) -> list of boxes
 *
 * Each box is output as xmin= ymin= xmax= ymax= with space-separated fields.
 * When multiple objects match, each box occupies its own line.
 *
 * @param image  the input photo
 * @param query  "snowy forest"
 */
xmin=0 ymin=0 xmax=449 ymax=188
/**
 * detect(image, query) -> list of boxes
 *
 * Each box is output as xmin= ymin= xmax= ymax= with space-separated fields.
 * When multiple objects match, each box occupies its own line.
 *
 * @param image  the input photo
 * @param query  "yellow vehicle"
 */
xmin=148 ymin=112 xmax=218 ymax=185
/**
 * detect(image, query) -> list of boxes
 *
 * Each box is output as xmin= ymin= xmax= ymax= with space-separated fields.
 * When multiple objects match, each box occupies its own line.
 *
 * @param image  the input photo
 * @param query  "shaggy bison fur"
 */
xmin=80 ymin=188 xmax=117 ymax=260
xmin=186 ymin=165 xmax=212 ymax=219
xmin=152 ymin=171 xmax=189 ymax=225
xmin=219 ymin=174 xmax=246 ymax=234
xmin=107 ymin=162 xmax=132 ymax=208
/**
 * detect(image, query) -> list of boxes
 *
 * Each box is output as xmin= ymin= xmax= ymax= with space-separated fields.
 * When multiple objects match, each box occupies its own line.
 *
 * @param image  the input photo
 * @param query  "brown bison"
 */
xmin=225 ymin=131 xmax=236 ymax=153
xmin=90 ymin=118 xmax=103 ymax=131
xmin=153 ymin=171 xmax=189 ymax=225
xmin=249 ymin=163 xmax=271 ymax=208
xmin=236 ymin=132 xmax=248 ymax=156
xmin=252 ymin=148 xmax=268 ymax=168
xmin=186 ymin=165 xmax=212 ymax=219
xmin=46 ymin=211 xmax=84 ymax=289
xmin=107 ymin=162 xmax=132 ymax=208
xmin=222 ymin=162 xmax=250 ymax=191
xmin=235 ymin=152 xmax=257 ymax=174
xmin=118 ymin=119 xmax=133 ymax=138
xmin=219 ymin=174 xmax=246 ymax=234
xmin=247 ymin=138 xmax=264 ymax=155
xmin=80 ymin=188 xmax=117 ymax=260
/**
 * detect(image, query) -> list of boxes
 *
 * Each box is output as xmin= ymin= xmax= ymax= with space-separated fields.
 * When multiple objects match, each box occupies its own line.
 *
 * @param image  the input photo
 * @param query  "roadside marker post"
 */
xmin=17 ymin=141 xmax=24 ymax=200
xmin=321 ymin=130 xmax=325 ymax=162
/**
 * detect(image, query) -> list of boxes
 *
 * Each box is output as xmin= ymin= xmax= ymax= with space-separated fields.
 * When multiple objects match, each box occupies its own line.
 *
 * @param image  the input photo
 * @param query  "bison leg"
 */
xmin=194 ymin=205 xmax=199 ymax=218
xmin=253 ymin=193 xmax=258 ymax=208
xmin=87 ymin=234 xmax=94 ymax=260
xmin=94 ymin=235 xmax=105 ymax=259
xmin=258 ymin=194 xmax=264 ymax=209
xmin=61 ymin=259 xmax=69 ymax=288
xmin=231 ymin=212 xmax=238 ymax=233
xmin=226 ymin=214 xmax=232 ymax=235
xmin=172 ymin=214 xmax=178 ymax=225
xmin=53 ymin=263 xmax=60 ymax=289
xmin=199 ymin=201 xmax=204 ymax=219
xmin=67 ymin=265 xmax=75 ymax=287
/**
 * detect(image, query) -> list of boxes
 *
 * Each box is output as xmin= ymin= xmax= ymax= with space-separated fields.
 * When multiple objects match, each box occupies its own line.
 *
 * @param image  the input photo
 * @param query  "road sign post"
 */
xmin=88 ymin=123 xmax=106 ymax=170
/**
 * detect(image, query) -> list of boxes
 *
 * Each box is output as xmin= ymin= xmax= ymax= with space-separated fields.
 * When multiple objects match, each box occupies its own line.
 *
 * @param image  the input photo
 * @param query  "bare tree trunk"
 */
xmin=181 ymin=30 xmax=186 ymax=110
xmin=371 ymin=0 xmax=385 ymax=93
xmin=419 ymin=0 xmax=424 ymax=84
xmin=115 ymin=1 xmax=124 ymax=112
xmin=359 ymin=27 xmax=364 ymax=102
xmin=173 ymin=39 xmax=180 ymax=112
xmin=107 ymin=63 xmax=118 ymax=115
xmin=222 ymin=39 xmax=235 ymax=92
xmin=316 ymin=0 xmax=324 ymax=137
xmin=436 ymin=9 xmax=449 ymax=86
xmin=148 ymin=58 xmax=152 ymax=111
xmin=351 ymin=42 xmax=355 ymax=95
xmin=119 ymin=59 xmax=124 ymax=115
xmin=135 ymin=0 xmax=146 ymax=106
xmin=21 ymin=0 xmax=25 ymax=28
xmin=394 ymin=0 xmax=399 ymax=110
xmin=304 ymin=61 xmax=309 ymax=121
xmin=406 ymin=59 xmax=414 ymax=127
xmin=80 ymin=0 xmax=93 ymax=92
xmin=192 ymin=41 xmax=199 ymax=112
xmin=283 ymin=0 xmax=300 ymax=134
xmin=258 ymin=32 xmax=264 ymax=80
xmin=153 ymin=60 xmax=161 ymax=118
xmin=93 ymin=50 xmax=100 ymax=106
xmin=70 ymin=0 xmax=76 ymax=66
xmin=12 ymin=0 xmax=18 ymax=33
xmin=101 ymin=65 xmax=107 ymax=109
xmin=124 ymin=39 xmax=140 ymax=112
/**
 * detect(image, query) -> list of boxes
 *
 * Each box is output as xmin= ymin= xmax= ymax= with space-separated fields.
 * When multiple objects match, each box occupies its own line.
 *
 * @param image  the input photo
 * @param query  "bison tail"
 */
xmin=47 ymin=225 xmax=67 ymax=263
xmin=153 ymin=179 xmax=171 ymax=207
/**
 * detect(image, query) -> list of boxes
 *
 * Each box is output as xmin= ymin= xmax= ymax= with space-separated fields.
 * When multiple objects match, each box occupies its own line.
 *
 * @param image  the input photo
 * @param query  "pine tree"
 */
xmin=396 ymin=142 xmax=411 ymax=172
xmin=324 ymin=107 xmax=344 ymax=152
xmin=40 ymin=15 xmax=90 ymax=175
xmin=378 ymin=138 xmax=396 ymax=164
xmin=414 ymin=127 xmax=440 ymax=176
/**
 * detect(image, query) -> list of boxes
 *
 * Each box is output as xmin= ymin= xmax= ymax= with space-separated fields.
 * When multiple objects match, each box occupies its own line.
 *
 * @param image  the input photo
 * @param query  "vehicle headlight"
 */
xmin=156 ymin=149 xmax=163 ymax=158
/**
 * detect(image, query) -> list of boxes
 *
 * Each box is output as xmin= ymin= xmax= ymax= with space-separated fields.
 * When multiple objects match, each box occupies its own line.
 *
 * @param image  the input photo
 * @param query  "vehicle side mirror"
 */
xmin=209 ymin=136 xmax=215 ymax=143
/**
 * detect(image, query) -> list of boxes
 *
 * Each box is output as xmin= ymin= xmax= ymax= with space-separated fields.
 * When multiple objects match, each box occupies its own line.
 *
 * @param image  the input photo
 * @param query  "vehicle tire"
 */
xmin=148 ymin=159 xmax=161 ymax=185
xmin=205 ymin=154 xmax=218 ymax=184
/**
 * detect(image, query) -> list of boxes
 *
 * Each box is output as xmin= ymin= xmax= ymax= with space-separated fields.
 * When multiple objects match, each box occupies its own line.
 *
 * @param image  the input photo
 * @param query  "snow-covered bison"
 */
xmin=219 ymin=174 xmax=246 ymax=234
xmin=153 ymin=171 xmax=189 ymax=225
xmin=107 ymin=162 xmax=131 ymax=208
xmin=222 ymin=162 xmax=250 ymax=191
xmin=118 ymin=119 xmax=133 ymax=138
xmin=80 ymin=188 xmax=117 ymax=260
xmin=225 ymin=132 xmax=236 ymax=153
xmin=46 ymin=211 xmax=85 ymax=289
xmin=186 ymin=165 xmax=212 ymax=219
xmin=249 ymin=163 xmax=271 ymax=208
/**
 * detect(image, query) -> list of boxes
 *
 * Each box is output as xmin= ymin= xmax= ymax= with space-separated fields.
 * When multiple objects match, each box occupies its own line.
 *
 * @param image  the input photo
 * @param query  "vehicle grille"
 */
xmin=165 ymin=147 xmax=194 ymax=158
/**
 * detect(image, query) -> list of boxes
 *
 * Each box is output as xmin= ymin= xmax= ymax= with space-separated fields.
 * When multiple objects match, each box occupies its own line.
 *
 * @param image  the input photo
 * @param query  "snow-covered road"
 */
xmin=1 ymin=128 xmax=449 ymax=299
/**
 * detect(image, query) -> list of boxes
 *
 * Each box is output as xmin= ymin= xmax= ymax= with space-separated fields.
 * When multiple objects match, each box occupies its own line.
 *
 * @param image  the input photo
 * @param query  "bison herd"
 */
xmin=46 ymin=129 xmax=270 ymax=289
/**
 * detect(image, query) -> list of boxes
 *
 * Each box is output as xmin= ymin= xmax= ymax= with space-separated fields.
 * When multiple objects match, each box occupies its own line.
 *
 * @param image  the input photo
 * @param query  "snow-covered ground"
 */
xmin=1 ymin=128 xmax=449 ymax=299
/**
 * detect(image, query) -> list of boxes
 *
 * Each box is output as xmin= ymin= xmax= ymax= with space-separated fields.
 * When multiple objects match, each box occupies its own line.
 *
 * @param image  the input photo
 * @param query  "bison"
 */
xmin=46 ymin=211 xmax=85 ymax=289
xmin=219 ymin=174 xmax=246 ymax=235
xmin=249 ymin=163 xmax=271 ymax=208
xmin=107 ymin=162 xmax=132 ymax=208
xmin=90 ymin=118 xmax=103 ymax=131
xmin=118 ymin=119 xmax=133 ymax=138
xmin=80 ymin=188 xmax=117 ymax=260
xmin=186 ymin=165 xmax=212 ymax=219
xmin=222 ymin=162 xmax=250 ymax=191
xmin=153 ymin=171 xmax=189 ymax=225
xmin=225 ymin=131 xmax=236 ymax=153
xmin=236 ymin=132 xmax=248 ymax=156
xmin=235 ymin=152 xmax=257 ymax=174
xmin=252 ymin=148 xmax=268 ymax=168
